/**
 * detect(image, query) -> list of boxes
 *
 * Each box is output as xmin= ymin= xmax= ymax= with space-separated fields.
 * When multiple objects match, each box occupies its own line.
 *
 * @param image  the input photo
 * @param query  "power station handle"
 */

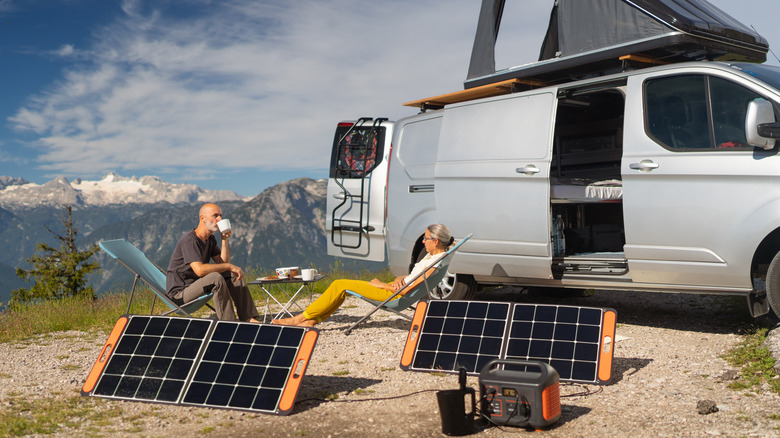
xmin=480 ymin=359 xmax=552 ymax=382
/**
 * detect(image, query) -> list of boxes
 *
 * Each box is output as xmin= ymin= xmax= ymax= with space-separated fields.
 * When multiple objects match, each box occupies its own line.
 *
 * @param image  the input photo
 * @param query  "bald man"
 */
xmin=166 ymin=203 xmax=260 ymax=322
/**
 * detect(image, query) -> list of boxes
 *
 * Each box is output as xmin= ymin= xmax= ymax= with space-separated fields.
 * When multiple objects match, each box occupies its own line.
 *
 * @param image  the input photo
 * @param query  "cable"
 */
xmin=560 ymin=382 xmax=603 ymax=398
xmin=751 ymin=25 xmax=780 ymax=64
xmin=295 ymin=388 xmax=440 ymax=405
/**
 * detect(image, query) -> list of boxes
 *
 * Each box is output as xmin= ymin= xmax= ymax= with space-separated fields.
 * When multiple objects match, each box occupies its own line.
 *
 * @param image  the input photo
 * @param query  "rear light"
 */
xmin=337 ymin=122 xmax=354 ymax=127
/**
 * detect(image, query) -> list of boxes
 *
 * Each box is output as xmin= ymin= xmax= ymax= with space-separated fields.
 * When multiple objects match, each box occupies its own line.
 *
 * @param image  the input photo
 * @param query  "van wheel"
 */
xmin=429 ymin=273 xmax=477 ymax=300
xmin=763 ymin=252 xmax=780 ymax=322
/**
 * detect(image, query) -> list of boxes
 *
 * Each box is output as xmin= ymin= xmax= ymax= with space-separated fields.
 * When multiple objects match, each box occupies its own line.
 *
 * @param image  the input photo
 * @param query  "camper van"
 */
xmin=326 ymin=0 xmax=780 ymax=320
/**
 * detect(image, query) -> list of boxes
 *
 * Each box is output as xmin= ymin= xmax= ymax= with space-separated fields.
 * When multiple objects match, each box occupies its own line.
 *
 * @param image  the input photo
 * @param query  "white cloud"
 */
xmin=13 ymin=0 xmax=529 ymax=179
xmin=54 ymin=44 xmax=75 ymax=57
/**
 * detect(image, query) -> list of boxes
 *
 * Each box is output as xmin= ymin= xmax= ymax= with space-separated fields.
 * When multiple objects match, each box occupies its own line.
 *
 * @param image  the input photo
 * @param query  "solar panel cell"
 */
xmin=168 ymin=359 xmax=193 ymax=379
xmin=247 ymin=345 xmax=273 ymax=366
xmin=136 ymin=378 xmax=162 ymax=399
xmin=226 ymin=343 xmax=251 ymax=363
xmin=234 ymin=324 xmax=259 ymax=343
xmin=184 ymin=320 xmax=210 ymax=338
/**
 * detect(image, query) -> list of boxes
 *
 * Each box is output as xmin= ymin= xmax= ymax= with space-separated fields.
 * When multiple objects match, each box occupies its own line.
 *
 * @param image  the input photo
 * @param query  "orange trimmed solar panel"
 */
xmin=400 ymin=301 xmax=616 ymax=384
xmin=82 ymin=315 xmax=318 ymax=415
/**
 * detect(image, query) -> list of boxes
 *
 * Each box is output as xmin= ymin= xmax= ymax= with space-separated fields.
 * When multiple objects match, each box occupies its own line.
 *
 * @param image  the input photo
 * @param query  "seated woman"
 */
xmin=272 ymin=224 xmax=455 ymax=327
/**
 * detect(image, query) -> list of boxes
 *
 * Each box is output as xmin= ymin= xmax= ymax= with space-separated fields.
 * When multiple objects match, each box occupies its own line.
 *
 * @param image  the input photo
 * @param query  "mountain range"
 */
xmin=0 ymin=174 xmax=382 ymax=306
xmin=0 ymin=173 xmax=247 ymax=208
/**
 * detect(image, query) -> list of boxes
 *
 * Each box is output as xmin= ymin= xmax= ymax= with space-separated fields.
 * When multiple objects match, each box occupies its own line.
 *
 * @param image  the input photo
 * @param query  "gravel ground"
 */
xmin=1 ymin=287 xmax=779 ymax=437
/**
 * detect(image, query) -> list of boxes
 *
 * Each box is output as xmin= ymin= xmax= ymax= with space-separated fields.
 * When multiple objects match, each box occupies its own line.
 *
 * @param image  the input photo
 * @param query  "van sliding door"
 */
xmin=435 ymin=92 xmax=556 ymax=279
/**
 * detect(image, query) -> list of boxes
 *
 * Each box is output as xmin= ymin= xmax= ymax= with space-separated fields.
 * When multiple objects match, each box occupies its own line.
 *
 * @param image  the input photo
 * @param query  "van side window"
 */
xmin=329 ymin=125 xmax=385 ymax=178
xmin=710 ymin=77 xmax=758 ymax=148
xmin=645 ymin=75 xmax=761 ymax=150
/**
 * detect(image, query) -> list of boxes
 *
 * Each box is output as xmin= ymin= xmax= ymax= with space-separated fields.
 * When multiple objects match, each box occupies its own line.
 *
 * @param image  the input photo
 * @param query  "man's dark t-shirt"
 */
xmin=166 ymin=230 xmax=220 ymax=299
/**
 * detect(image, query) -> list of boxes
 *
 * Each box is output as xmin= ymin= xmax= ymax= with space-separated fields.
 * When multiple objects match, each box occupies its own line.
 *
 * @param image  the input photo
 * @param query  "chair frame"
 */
xmin=99 ymin=239 xmax=215 ymax=317
xmin=343 ymin=234 xmax=472 ymax=335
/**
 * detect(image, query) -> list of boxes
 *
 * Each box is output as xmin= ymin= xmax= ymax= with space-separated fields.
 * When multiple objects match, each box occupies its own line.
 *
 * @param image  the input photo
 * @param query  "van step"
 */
xmin=552 ymin=254 xmax=628 ymax=276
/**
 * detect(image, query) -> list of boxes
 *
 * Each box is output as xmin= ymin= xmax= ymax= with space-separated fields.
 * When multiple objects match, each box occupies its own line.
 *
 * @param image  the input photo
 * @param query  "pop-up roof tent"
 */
xmin=465 ymin=0 xmax=769 ymax=89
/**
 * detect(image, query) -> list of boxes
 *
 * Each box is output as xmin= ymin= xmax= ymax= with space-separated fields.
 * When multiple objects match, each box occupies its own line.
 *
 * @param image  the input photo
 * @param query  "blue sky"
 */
xmin=1 ymin=0 xmax=778 ymax=196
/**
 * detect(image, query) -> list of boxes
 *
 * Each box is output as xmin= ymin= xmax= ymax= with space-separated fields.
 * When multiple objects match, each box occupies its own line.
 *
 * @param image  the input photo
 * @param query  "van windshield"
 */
xmin=731 ymin=63 xmax=780 ymax=90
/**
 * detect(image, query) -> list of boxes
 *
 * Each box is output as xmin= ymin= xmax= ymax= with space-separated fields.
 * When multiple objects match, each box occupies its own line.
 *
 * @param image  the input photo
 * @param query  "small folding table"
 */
xmin=249 ymin=274 xmax=326 ymax=323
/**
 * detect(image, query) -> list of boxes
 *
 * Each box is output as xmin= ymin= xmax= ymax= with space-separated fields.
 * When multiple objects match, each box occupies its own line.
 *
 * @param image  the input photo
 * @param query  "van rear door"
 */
xmin=326 ymin=118 xmax=392 ymax=261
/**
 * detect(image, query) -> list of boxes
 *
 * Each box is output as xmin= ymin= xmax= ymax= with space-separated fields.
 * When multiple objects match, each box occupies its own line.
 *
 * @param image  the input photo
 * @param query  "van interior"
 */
xmin=550 ymin=84 xmax=628 ymax=277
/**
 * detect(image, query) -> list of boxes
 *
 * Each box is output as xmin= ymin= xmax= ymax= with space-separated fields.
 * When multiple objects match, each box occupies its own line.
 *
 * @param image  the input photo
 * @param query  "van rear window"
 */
xmin=329 ymin=124 xmax=385 ymax=178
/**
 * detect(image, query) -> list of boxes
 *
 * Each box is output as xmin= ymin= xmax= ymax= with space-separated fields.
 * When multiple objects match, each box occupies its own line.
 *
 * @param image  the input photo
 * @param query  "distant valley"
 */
xmin=0 ymin=174 xmax=383 ymax=306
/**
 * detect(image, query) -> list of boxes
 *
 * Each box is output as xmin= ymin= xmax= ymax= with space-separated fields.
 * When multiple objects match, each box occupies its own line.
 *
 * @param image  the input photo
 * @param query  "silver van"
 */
xmin=327 ymin=61 xmax=780 ymax=320
xmin=326 ymin=0 xmax=780 ymax=320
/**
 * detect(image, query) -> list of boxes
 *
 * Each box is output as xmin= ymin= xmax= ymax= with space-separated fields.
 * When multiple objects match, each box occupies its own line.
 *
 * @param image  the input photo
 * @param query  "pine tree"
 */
xmin=11 ymin=204 xmax=100 ymax=304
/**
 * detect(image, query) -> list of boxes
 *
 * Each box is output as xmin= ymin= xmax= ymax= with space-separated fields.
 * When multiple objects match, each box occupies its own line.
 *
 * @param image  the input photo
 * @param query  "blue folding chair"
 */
xmin=344 ymin=234 xmax=472 ymax=334
xmin=99 ymin=239 xmax=215 ymax=317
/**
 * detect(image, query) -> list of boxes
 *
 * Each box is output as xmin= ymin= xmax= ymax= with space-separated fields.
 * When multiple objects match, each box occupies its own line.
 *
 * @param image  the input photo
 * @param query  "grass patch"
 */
xmin=333 ymin=370 xmax=350 ymax=376
xmin=722 ymin=327 xmax=780 ymax=394
xmin=0 ymin=392 xmax=123 ymax=436
xmin=353 ymin=388 xmax=375 ymax=395
xmin=0 ymin=265 xmax=392 ymax=344
xmin=0 ymin=290 xmax=176 ymax=343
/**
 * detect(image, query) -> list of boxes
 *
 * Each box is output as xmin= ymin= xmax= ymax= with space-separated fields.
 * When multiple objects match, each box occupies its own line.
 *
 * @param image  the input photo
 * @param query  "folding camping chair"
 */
xmin=343 ymin=234 xmax=472 ymax=335
xmin=99 ymin=239 xmax=215 ymax=317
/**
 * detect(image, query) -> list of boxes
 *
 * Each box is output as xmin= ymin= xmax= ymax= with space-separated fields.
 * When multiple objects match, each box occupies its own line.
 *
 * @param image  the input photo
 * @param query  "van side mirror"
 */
xmin=745 ymin=98 xmax=778 ymax=150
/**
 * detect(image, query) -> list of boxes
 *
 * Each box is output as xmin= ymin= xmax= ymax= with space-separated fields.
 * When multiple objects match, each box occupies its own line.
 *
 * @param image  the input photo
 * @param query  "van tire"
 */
xmin=430 ymin=273 xmax=477 ymax=300
xmin=763 ymin=251 xmax=780 ymax=321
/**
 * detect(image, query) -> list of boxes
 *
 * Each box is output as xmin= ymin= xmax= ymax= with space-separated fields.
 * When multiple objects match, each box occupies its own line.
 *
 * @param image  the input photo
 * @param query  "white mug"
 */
xmin=301 ymin=268 xmax=318 ymax=281
xmin=217 ymin=218 xmax=232 ymax=234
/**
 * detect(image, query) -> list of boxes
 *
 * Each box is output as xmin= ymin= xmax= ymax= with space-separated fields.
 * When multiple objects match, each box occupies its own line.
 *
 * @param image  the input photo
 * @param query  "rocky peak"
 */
xmin=0 ymin=176 xmax=30 ymax=190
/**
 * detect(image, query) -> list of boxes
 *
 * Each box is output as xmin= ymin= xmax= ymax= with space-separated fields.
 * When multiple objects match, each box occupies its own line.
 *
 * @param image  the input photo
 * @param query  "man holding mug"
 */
xmin=165 ymin=203 xmax=260 ymax=322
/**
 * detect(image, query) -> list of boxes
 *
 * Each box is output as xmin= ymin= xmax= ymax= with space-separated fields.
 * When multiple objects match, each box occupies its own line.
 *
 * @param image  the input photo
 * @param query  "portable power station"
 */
xmin=479 ymin=359 xmax=561 ymax=429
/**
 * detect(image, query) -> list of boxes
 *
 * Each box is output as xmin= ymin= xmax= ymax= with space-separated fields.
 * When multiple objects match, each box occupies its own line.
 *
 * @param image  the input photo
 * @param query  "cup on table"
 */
xmin=217 ymin=219 xmax=232 ymax=234
xmin=275 ymin=267 xmax=291 ymax=278
xmin=301 ymin=268 xmax=318 ymax=281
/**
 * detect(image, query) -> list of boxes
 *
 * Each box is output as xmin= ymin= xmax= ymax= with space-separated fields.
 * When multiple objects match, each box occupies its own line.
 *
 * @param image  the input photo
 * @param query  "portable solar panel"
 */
xmin=400 ymin=301 xmax=616 ymax=384
xmin=82 ymin=315 xmax=318 ymax=415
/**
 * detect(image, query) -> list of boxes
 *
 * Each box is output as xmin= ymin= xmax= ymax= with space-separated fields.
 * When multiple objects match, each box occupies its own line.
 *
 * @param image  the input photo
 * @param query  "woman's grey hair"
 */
xmin=427 ymin=224 xmax=455 ymax=250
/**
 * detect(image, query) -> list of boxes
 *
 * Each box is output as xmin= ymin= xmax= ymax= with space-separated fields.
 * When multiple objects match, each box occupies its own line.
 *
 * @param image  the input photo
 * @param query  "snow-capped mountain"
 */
xmin=0 ymin=173 xmax=248 ymax=208
xmin=0 ymin=176 xmax=29 ymax=190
